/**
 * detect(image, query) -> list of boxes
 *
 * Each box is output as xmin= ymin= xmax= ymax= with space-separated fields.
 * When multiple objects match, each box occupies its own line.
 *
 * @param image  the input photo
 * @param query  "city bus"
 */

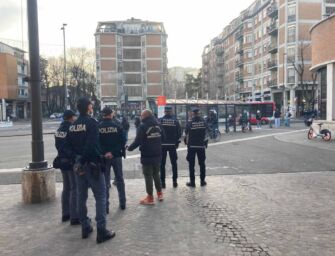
xmin=158 ymin=99 xmax=275 ymax=132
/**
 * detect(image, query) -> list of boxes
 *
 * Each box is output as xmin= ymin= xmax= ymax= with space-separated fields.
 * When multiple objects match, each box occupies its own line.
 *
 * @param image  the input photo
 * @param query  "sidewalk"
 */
xmin=1 ymin=172 xmax=335 ymax=256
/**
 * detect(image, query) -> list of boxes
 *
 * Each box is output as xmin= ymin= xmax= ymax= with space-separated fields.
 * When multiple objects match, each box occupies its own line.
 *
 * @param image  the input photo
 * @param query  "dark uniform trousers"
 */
xmin=76 ymin=168 xmax=106 ymax=230
xmin=160 ymin=146 xmax=178 ymax=183
xmin=186 ymin=148 xmax=206 ymax=183
xmin=60 ymin=168 xmax=78 ymax=220
xmin=104 ymin=157 xmax=126 ymax=208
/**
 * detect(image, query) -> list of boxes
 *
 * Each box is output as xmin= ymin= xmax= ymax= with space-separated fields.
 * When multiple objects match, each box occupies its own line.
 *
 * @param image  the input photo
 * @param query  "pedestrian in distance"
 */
xmin=159 ymin=106 xmax=182 ymax=188
xmin=274 ymin=108 xmax=281 ymax=128
xmin=184 ymin=108 xmax=209 ymax=187
xmin=54 ymin=110 xmax=79 ymax=225
xmin=284 ymin=110 xmax=292 ymax=127
xmin=99 ymin=107 xmax=127 ymax=212
xmin=121 ymin=115 xmax=130 ymax=142
xmin=67 ymin=97 xmax=115 ymax=244
xmin=134 ymin=116 xmax=141 ymax=130
xmin=127 ymin=109 xmax=164 ymax=205
xmin=256 ymin=110 xmax=262 ymax=129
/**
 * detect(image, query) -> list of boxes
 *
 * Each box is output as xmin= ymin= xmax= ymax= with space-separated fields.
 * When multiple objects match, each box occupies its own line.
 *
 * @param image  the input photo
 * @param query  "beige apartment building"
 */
xmin=95 ymin=18 xmax=168 ymax=112
xmin=0 ymin=42 xmax=29 ymax=121
xmin=202 ymin=0 xmax=335 ymax=115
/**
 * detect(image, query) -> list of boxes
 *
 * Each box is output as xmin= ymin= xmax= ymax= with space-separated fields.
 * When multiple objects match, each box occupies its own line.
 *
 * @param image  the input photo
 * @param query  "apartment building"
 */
xmin=95 ymin=18 xmax=168 ymax=112
xmin=0 ymin=42 xmax=29 ymax=121
xmin=202 ymin=0 xmax=335 ymax=115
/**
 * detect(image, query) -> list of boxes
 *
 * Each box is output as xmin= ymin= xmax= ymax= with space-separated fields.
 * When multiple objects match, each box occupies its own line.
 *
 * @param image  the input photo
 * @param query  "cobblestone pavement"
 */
xmin=1 ymin=171 xmax=335 ymax=256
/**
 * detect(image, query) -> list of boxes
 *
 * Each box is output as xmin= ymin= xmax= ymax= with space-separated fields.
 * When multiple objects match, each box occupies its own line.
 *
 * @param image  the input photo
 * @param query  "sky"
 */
xmin=0 ymin=0 xmax=253 ymax=68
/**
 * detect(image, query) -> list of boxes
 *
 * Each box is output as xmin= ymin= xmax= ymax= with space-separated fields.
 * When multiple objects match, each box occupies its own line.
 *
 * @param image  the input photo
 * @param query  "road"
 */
xmin=1 ymin=123 xmax=335 ymax=178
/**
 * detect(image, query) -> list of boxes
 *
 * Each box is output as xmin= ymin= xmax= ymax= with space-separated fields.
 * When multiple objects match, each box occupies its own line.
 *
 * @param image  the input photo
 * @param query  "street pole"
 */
xmin=26 ymin=0 xmax=47 ymax=169
xmin=61 ymin=23 xmax=67 ymax=110
xmin=22 ymin=0 xmax=55 ymax=204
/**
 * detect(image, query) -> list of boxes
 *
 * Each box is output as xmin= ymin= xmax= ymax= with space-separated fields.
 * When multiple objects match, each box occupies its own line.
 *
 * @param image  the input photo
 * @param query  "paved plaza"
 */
xmin=1 ymin=172 xmax=335 ymax=256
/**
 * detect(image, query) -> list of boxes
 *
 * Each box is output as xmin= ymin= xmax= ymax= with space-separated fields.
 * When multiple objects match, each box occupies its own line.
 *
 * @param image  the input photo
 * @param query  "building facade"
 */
xmin=0 ymin=42 xmax=29 ymax=121
xmin=95 ymin=18 xmax=168 ymax=112
xmin=202 ymin=0 xmax=335 ymax=115
xmin=310 ymin=14 xmax=335 ymax=121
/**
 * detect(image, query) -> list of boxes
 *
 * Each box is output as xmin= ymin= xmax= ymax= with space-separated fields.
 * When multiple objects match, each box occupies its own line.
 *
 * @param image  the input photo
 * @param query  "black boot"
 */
xmin=70 ymin=219 xmax=80 ymax=226
xmin=97 ymin=228 xmax=116 ymax=244
xmin=186 ymin=182 xmax=196 ymax=187
xmin=200 ymin=180 xmax=207 ymax=187
xmin=82 ymin=225 xmax=93 ymax=239
xmin=62 ymin=215 xmax=70 ymax=222
xmin=161 ymin=181 xmax=166 ymax=189
xmin=173 ymin=180 xmax=178 ymax=188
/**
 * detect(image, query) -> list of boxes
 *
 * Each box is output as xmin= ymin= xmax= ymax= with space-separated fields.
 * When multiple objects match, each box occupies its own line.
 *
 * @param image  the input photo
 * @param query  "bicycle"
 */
xmin=307 ymin=122 xmax=331 ymax=141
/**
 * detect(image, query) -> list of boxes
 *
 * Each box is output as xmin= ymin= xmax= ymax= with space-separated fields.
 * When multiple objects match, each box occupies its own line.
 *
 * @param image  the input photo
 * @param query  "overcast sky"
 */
xmin=0 ymin=0 xmax=253 ymax=68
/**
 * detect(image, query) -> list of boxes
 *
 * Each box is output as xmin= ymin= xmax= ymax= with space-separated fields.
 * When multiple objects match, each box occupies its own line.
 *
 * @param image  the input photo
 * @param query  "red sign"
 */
xmin=156 ymin=96 xmax=166 ymax=106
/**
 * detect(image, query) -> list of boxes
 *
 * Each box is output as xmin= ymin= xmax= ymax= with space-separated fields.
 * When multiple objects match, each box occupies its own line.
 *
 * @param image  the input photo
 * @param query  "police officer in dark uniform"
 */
xmin=184 ymin=108 xmax=209 ymax=187
xmin=67 ymin=97 xmax=115 ymax=244
xmin=54 ymin=110 xmax=79 ymax=225
xmin=159 ymin=106 xmax=181 ymax=188
xmin=99 ymin=107 xmax=127 ymax=212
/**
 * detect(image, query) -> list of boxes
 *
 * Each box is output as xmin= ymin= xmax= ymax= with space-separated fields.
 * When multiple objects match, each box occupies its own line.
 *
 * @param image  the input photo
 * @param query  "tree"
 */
xmin=290 ymin=41 xmax=318 ymax=110
xmin=185 ymin=72 xmax=202 ymax=99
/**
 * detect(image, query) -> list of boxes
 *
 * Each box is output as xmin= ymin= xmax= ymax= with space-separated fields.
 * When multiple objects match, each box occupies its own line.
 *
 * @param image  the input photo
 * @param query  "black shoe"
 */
xmin=186 ymin=182 xmax=196 ymax=188
xmin=120 ymin=204 xmax=126 ymax=210
xmin=70 ymin=219 xmax=80 ymax=226
xmin=82 ymin=225 xmax=93 ymax=239
xmin=97 ymin=229 xmax=116 ymax=244
xmin=200 ymin=181 xmax=207 ymax=187
xmin=161 ymin=182 xmax=166 ymax=189
xmin=106 ymin=208 xmax=109 ymax=214
xmin=173 ymin=181 xmax=178 ymax=188
xmin=62 ymin=215 xmax=70 ymax=222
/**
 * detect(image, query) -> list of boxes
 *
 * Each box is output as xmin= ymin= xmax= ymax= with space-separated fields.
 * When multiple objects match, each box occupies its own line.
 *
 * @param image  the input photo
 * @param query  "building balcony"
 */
xmin=267 ymin=60 xmax=278 ymax=70
xmin=267 ymin=4 xmax=278 ymax=18
xmin=235 ymin=59 xmax=243 ymax=68
xmin=216 ymin=58 xmax=225 ymax=65
xmin=267 ymin=79 xmax=278 ymax=88
xmin=267 ymin=23 xmax=278 ymax=36
xmin=268 ymin=43 xmax=278 ymax=54
xmin=215 ymin=46 xmax=224 ymax=56
xmin=235 ymin=31 xmax=243 ymax=41
xmin=235 ymin=72 xmax=243 ymax=83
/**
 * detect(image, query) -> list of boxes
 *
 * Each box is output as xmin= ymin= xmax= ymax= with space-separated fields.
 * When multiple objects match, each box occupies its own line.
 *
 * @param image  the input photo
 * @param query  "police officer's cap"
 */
xmin=164 ymin=106 xmax=172 ymax=112
xmin=77 ymin=97 xmax=92 ymax=114
xmin=192 ymin=107 xmax=200 ymax=113
xmin=101 ymin=107 xmax=113 ymax=116
xmin=63 ymin=110 xmax=76 ymax=120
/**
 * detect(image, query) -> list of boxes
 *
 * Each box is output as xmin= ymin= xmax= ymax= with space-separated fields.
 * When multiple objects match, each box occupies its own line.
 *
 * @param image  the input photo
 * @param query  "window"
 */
xmin=287 ymin=26 xmax=296 ymax=43
xmin=326 ymin=7 xmax=335 ymax=15
xmin=287 ymin=5 xmax=296 ymax=22
xmin=124 ymin=86 xmax=142 ymax=97
xmin=245 ymin=64 xmax=253 ymax=74
xmin=244 ymin=34 xmax=253 ymax=44
xmin=123 ymin=61 xmax=141 ymax=72
xmin=287 ymin=47 xmax=295 ymax=63
xmin=287 ymin=68 xmax=295 ymax=83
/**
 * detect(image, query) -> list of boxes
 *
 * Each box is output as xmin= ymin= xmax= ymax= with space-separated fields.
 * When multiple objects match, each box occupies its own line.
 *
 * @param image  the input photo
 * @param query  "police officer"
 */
xmin=159 ymin=106 xmax=181 ymax=188
xmin=54 ymin=110 xmax=79 ymax=225
xmin=184 ymin=108 xmax=209 ymax=187
xmin=67 ymin=97 xmax=115 ymax=244
xmin=99 ymin=107 xmax=127 ymax=212
xmin=127 ymin=109 xmax=164 ymax=205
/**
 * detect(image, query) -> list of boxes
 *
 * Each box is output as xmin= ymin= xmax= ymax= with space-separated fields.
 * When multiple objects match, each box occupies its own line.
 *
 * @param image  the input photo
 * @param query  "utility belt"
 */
xmin=73 ymin=155 xmax=104 ymax=179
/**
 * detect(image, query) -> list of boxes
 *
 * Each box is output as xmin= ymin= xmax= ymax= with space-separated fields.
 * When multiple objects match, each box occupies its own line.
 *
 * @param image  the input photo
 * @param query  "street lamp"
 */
xmin=282 ymin=52 xmax=287 ymax=111
xmin=61 ymin=23 xmax=68 ymax=109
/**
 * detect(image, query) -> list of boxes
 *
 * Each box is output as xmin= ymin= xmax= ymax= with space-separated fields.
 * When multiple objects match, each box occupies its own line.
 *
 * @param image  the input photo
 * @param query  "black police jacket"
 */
xmin=99 ymin=118 xmax=126 ymax=158
xmin=54 ymin=120 xmax=73 ymax=159
xmin=128 ymin=116 xmax=162 ymax=165
xmin=159 ymin=114 xmax=181 ymax=147
xmin=185 ymin=116 xmax=208 ymax=149
xmin=67 ymin=114 xmax=102 ymax=164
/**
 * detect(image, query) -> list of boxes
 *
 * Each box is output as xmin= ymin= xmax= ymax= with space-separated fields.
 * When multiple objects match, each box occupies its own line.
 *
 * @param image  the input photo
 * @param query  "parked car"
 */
xmin=249 ymin=114 xmax=270 ymax=125
xmin=49 ymin=113 xmax=63 ymax=119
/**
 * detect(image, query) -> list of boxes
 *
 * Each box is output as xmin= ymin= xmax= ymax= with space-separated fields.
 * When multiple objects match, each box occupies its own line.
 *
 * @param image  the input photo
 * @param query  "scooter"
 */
xmin=307 ymin=120 xmax=331 ymax=141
